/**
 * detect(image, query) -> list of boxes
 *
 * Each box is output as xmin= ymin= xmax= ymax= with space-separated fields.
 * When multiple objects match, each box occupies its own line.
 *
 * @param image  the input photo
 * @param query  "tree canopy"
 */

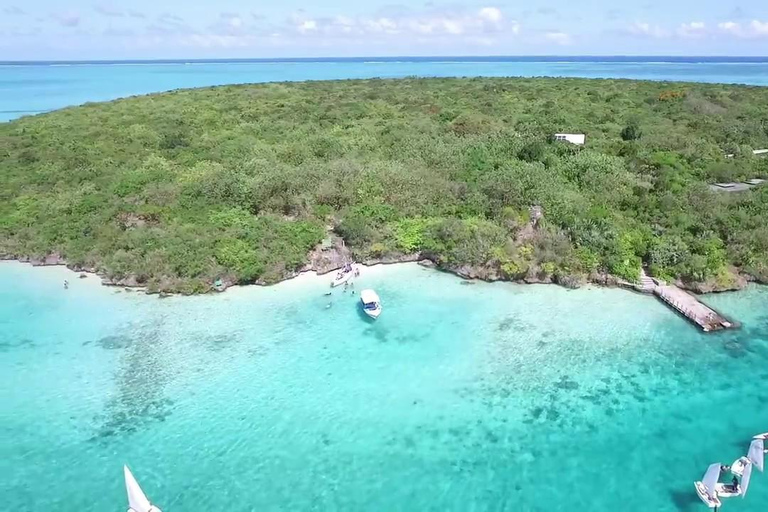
xmin=1 ymin=77 xmax=767 ymax=292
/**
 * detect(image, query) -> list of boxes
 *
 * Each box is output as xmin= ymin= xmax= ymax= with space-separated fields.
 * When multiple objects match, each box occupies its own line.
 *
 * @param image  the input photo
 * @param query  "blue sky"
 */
xmin=1 ymin=1 xmax=767 ymax=59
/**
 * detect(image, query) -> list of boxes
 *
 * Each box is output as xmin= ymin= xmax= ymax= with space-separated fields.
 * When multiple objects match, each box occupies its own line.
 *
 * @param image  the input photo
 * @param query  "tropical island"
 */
xmin=1 ymin=77 xmax=767 ymax=294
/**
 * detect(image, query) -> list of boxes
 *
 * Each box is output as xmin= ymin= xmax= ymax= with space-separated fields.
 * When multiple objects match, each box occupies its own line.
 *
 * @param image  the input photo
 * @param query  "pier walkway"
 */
xmin=624 ymin=269 xmax=736 ymax=332
xmin=653 ymin=284 xmax=734 ymax=332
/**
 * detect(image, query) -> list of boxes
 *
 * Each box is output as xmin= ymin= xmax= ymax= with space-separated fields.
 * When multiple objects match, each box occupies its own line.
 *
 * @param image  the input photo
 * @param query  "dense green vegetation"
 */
xmin=2 ymin=78 xmax=768 ymax=292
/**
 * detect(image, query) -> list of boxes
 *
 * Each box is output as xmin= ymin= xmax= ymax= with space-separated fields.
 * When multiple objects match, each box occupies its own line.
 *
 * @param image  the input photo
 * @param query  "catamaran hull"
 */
xmin=331 ymin=272 xmax=353 ymax=287
xmin=714 ymin=483 xmax=741 ymax=499
xmin=732 ymin=456 xmax=750 ymax=477
xmin=694 ymin=482 xmax=722 ymax=509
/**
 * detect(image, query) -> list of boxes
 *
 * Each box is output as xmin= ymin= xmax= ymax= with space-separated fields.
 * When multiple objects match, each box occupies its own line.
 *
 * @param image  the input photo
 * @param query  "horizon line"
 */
xmin=2 ymin=55 xmax=768 ymax=65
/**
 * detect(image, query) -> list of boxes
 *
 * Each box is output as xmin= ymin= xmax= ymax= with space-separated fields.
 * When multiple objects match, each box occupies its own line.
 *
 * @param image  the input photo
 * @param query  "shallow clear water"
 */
xmin=1 ymin=261 xmax=766 ymax=511
xmin=1 ymin=57 xmax=767 ymax=122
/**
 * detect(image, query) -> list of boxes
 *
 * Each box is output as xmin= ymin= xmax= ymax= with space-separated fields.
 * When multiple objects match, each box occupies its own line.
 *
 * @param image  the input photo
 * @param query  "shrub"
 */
xmin=621 ymin=122 xmax=642 ymax=141
xmin=391 ymin=217 xmax=434 ymax=252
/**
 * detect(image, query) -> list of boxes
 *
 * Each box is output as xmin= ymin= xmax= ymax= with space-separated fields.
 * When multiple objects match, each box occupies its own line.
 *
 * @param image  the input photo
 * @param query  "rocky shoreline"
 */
xmin=4 ymin=238 xmax=763 ymax=297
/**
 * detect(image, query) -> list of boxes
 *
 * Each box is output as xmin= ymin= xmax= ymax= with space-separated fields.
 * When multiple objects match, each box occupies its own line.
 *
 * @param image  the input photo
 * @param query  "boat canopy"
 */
xmin=702 ymin=463 xmax=721 ymax=497
xmin=360 ymin=289 xmax=380 ymax=304
xmin=748 ymin=438 xmax=764 ymax=472
xmin=124 ymin=465 xmax=152 ymax=512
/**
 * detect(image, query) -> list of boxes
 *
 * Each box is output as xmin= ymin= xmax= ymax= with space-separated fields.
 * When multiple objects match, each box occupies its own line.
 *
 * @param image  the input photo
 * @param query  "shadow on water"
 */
xmin=495 ymin=316 xmax=528 ymax=333
xmin=364 ymin=324 xmax=390 ymax=344
xmin=91 ymin=320 xmax=175 ymax=441
xmin=83 ymin=334 xmax=132 ymax=350
xmin=202 ymin=332 xmax=241 ymax=351
xmin=670 ymin=489 xmax=702 ymax=512
xmin=715 ymin=318 xmax=768 ymax=359
xmin=0 ymin=337 xmax=36 ymax=352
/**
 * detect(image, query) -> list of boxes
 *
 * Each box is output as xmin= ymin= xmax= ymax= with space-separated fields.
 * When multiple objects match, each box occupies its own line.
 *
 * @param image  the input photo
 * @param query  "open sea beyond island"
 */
xmin=1 ymin=261 xmax=766 ymax=511
xmin=1 ymin=56 xmax=767 ymax=122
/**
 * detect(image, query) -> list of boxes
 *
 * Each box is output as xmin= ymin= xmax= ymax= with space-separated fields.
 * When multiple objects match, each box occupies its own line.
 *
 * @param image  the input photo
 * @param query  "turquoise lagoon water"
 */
xmin=1 ymin=57 xmax=767 ymax=122
xmin=1 ymin=261 xmax=767 ymax=511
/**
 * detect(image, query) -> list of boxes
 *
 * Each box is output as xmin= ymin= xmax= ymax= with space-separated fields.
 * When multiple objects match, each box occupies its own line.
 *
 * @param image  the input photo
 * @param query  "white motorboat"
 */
xmin=331 ymin=264 xmax=356 ymax=287
xmin=360 ymin=289 xmax=382 ymax=319
xmin=124 ymin=465 xmax=162 ymax=512
xmin=694 ymin=463 xmax=722 ymax=509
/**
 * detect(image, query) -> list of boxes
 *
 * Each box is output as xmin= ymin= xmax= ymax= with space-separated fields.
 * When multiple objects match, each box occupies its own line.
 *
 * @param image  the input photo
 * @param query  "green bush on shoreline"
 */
xmin=1 ymin=77 xmax=767 ymax=292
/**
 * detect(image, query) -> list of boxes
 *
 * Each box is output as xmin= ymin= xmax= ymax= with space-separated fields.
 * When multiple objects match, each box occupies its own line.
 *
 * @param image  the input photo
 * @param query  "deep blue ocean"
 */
xmin=1 ymin=56 xmax=766 ymax=122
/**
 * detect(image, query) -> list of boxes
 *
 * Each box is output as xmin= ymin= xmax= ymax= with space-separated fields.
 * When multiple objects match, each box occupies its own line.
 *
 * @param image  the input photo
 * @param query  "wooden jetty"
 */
xmin=654 ymin=284 xmax=734 ymax=332
xmin=624 ymin=269 xmax=736 ymax=332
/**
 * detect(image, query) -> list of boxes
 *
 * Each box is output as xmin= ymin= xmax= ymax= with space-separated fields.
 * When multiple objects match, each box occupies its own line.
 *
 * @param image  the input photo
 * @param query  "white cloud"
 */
xmin=81 ymin=5 xmax=527 ymax=52
xmin=298 ymin=20 xmax=318 ymax=33
xmin=287 ymin=6 xmax=517 ymax=40
xmin=627 ymin=22 xmax=669 ymax=39
xmin=544 ymin=31 xmax=572 ymax=45
xmin=219 ymin=13 xmax=243 ymax=29
xmin=442 ymin=20 xmax=464 ymax=35
xmin=478 ymin=7 xmax=503 ymax=24
xmin=751 ymin=20 xmax=768 ymax=35
xmin=716 ymin=19 xmax=768 ymax=38
xmin=718 ymin=21 xmax=740 ymax=33
xmin=677 ymin=21 xmax=706 ymax=38
xmin=626 ymin=18 xmax=768 ymax=40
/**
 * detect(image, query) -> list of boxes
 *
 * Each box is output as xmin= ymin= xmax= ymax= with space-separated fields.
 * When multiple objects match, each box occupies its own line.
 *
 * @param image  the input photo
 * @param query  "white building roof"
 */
xmin=554 ymin=133 xmax=586 ymax=145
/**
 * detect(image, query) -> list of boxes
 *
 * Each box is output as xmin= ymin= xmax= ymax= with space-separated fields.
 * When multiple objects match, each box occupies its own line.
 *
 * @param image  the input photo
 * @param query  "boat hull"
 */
xmin=694 ymin=481 xmax=722 ymax=509
xmin=331 ymin=272 xmax=353 ymax=287
xmin=714 ymin=482 xmax=741 ymax=499
xmin=364 ymin=307 xmax=382 ymax=319
xmin=732 ymin=456 xmax=750 ymax=477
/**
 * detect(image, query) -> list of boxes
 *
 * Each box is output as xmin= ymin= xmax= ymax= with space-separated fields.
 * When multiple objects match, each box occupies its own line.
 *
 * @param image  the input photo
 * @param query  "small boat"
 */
xmin=731 ymin=456 xmax=751 ymax=477
xmin=694 ymin=463 xmax=722 ymax=509
xmin=331 ymin=264 xmax=356 ymax=287
xmin=124 ymin=465 xmax=162 ymax=512
xmin=717 ymin=458 xmax=753 ymax=500
xmin=360 ymin=289 xmax=382 ymax=319
xmin=733 ymin=438 xmax=765 ymax=477
xmin=714 ymin=481 xmax=742 ymax=499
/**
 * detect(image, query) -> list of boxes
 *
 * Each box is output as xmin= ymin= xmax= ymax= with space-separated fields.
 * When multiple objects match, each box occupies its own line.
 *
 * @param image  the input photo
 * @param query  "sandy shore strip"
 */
xmin=0 ymin=259 xmax=411 ymax=298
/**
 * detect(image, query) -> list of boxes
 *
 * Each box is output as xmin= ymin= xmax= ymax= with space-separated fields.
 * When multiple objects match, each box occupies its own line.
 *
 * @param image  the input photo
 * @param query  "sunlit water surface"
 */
xmin=2 ymin=57 xmax=767 ymax=121
xmin=0 ymin=261 xmax=767 ymax=511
